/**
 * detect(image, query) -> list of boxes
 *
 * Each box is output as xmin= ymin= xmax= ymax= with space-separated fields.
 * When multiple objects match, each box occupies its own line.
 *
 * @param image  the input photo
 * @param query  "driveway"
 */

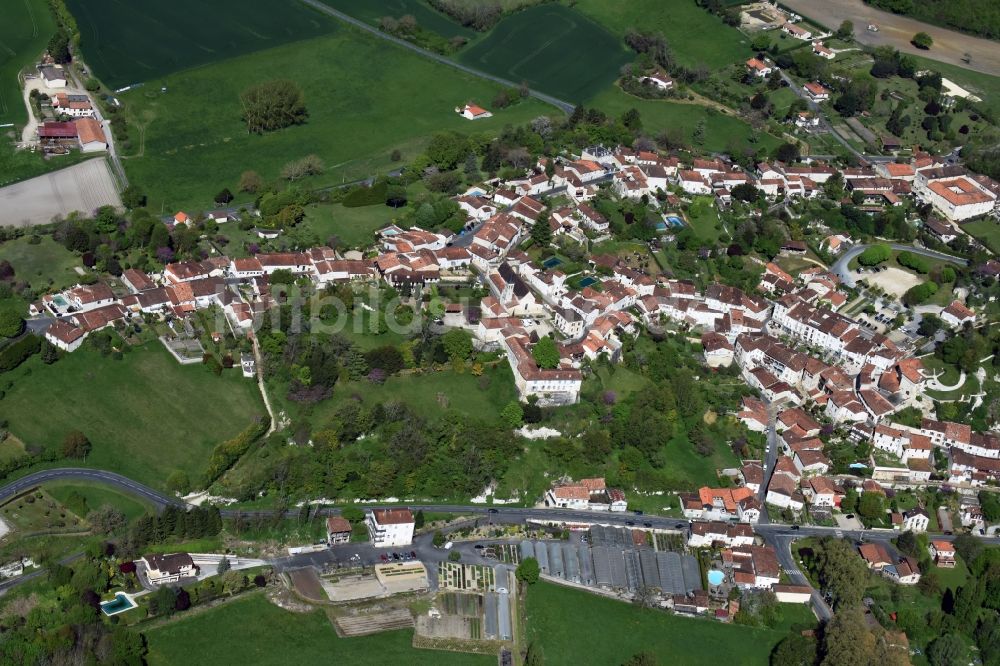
xmin=780 ymin=0 xmax=1000 ymax=77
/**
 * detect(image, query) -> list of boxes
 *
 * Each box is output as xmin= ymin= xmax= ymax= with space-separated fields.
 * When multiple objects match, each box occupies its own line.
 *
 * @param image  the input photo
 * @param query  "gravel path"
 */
xmin=0 ymin=158 xmax=122 ymax=227
xmin=781 ymin=0 xmax=1000 ymax=77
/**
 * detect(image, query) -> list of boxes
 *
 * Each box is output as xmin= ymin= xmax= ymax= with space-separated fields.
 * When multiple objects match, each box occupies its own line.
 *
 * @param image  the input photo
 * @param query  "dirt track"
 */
xmin=781 ymin=0 xmax=1000 ymax=77
xmin=0 ymin=158 xmax=121 ymax=227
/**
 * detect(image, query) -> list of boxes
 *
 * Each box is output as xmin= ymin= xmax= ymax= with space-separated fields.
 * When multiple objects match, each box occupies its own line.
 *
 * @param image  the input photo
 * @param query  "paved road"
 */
xmin=781 ymin=0 xmax=1000 ymax=77
xmin=298 ymin=0 xmax=574 ymax=114
xmin=10 ymin=468 xmax=1000 ymax=618
xmin=0 ymin=468 xmax=183 ymax=509
xmin=830 ymin=242 xmax=968 ymax=287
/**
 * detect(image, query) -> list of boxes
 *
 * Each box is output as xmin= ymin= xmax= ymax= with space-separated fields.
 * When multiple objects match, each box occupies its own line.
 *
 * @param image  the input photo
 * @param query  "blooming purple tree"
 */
xmin=155 ymin=246 xmax=175 ymax=264
xmin=603 ymin=390 xmax=617 ymax=406
xmin=367 ymin=368 xmax=387 ymax=384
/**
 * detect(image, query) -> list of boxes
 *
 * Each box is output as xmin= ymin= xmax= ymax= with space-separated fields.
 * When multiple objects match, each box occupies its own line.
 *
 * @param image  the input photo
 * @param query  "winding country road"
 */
xmin=8 ymin=468 xmax=1000 ymax=620
xmin=297 ymin=0 xmax=574 ymax=114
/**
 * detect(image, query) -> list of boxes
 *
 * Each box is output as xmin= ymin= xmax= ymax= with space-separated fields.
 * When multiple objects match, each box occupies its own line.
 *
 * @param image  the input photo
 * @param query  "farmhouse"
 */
xmin=52 ymin=93 xmax=95 ymax=118
xmin=75 ymin=118 xmax=107 ymax=152
xmin=746 ymin=58 xmax=772 ymax=78
xmin=326 ymin=517 xmax=352 ymax=545
xmin=44 ymin=320 xmax=85 ymax=352
xmin=39 ymin=65 xmax=66 ymax=88
xmin=366 ymin=508 xmax=415 ymax=548
xmin=782 ymin=23 xmax=812 ymax=40
xmin=545 ymin=477 xmax=626 ymax=512
xmin=456 ymin=103 xmax=492 ymax=120
xmin=929 ymin=540 xmax=956 ymax=568
xmin=812 ymin=43 xmax=835 ymax=59
xmin=803 ymin=82 xmax=830 ymax=102
xmin=941 ymin=300 xmax=975 ymax=328
xmin=140 ymin=553 xmax=197 ymax=585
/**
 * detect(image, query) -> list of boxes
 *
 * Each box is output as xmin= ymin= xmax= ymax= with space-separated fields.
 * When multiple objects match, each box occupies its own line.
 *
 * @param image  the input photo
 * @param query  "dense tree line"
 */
xmin=866 ymin=0 xmax=1000 ymax=39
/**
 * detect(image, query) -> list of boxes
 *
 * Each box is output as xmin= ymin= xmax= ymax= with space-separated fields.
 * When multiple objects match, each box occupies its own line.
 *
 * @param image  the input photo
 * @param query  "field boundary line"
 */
xmin=295 ymin=0 xmax=574 ymax=114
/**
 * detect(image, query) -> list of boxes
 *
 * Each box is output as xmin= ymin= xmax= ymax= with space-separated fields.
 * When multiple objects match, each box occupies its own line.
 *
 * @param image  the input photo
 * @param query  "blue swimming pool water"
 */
xmin=665 ymin=216 xmax=684 ymax=227
xmin=100 ymin=593 xmax=137 ymax=616
xmin=577 ymin=276 xmax=598 ymax=288
xmin=543 ymin=256 xmax=562 ymax=268
xmin=707 ymin=570 xmax=725 ymax=586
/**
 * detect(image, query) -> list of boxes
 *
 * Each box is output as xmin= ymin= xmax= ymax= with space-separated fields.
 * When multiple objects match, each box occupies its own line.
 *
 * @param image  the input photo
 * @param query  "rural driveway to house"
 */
xmin=781 ymin=0 xmax=1000 ymax=77
xmin=0 ymin=158 xmax=122 ymax=226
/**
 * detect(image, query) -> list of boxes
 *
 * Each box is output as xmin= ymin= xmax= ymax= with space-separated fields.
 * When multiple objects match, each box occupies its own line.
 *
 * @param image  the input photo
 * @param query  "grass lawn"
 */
xmin=570 ymin=0 xmax=750 ymax=70
xmin=458 ymin=4 xmax=631 ymax=103
xmin=44 ymin=481 xmax=152 ymax=521
xmin=589 ymin=87 xmax=782 ymax=154
xmin=0 ymin=487 xmax=83 ymax=532
xmin=0 ymin=0 xmax=55 ymax=126
xmin=0 ymin=342 xmax=265 ymax=489
xmin=143 ymin=592 xmax=491 ymax=666
xmin=302 ymin=202 xmax=401 ymax=249
xmin=919 ymin=356 xmax=960 ymax=386
xmin=661 ymin=430 xmax=740 ymax=488
xmin=0 ymin=235 xmax=82 ymax=292
xmin=933 ymin=556 xmax=969 ymax=591
xmin=962 ymin=218 xmax=1000 ymax=255
xmin=66 ymin=0 xmax=338 ymax=90
xmin=526 ymin=582 xmax=816 ymax=666
xmin=685 ymin=196 xmax=726 ymax=242
xmin=120 ymin=28 xmax=556 ymax=211
xmin=275 ymin=363 xmax=519 ymax=426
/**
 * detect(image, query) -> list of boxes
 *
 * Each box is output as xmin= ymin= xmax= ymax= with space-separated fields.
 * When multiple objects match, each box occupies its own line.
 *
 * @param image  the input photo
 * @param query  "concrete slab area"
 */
xmin=0 ymin=158 xmax=120 ymax=227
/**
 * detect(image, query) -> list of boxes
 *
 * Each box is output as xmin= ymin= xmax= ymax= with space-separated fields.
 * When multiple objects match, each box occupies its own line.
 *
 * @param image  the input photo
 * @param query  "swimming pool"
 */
xmin=100 ymin=592 xmax=137 ymax=616
xmin=664 ymin=215 xmax=684 ymax=228
xmin=707 ymin=570 xmax=725 ymax=586
xmin=542 ymin=256 xmax=563 ymax=269
xmin=577 ymin=276 xmax=598 ymax=288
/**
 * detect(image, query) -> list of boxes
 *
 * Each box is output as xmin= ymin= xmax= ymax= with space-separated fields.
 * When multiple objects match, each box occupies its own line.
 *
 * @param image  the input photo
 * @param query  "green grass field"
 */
xmin=962 ymin=218 xmax=1000 ymax=254
xmin=65 ymin=0 xmax=337 ymax=90
xmin=0 ymin=234 xmax=81 ymax=292
xmin=458 ymin=4 xmax=631 ymax=103
xmin=527 ymin=582 xmax=816 ymax=666
xmin=120 ymin=29 xmax=555 ymax=210
xmin=570 ymin=0 xmax=750 ymax=70
xmin=44 ymin=481 xmax=152 ymax=521
xmin=0 ymin=0 xmax=55 ymax=125
xmin=275 ymin=363 xmax=519 ymax=426
xmin=319 ymin=0 xmax=473 ymax=38
xmin=589 ymin=87 xmax=782 ymax=153
xmin=0 ymin=343 xmax=265 ymax=488
xmin=303 ymin=201 xmax=401 ymax=249
xmin=143 ymin=592 xmax=492 ymax=665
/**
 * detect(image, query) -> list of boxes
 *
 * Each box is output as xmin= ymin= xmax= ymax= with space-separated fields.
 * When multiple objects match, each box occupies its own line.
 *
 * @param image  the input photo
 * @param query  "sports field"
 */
xmin=319 ymin=0 xmax=473 ymax=38
xmin=0 ymin=0 xmax=56 ymax=125
xmin=572 ymin=0 xmax=750 ymax=70
xmin=65 ymin=0 xmax=338 ymax=90
xmin=527 ymin=582 xmax=816 ymax=666
xmin=0 ymin=342 xmax=265 ymax=489
xmin=119 ymin=31 xmax=555 ymax=210
xmin=143 ymin=593 xmax=492 ymax=665
xmin=458 ymin=4 xmax=631 ymax=103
